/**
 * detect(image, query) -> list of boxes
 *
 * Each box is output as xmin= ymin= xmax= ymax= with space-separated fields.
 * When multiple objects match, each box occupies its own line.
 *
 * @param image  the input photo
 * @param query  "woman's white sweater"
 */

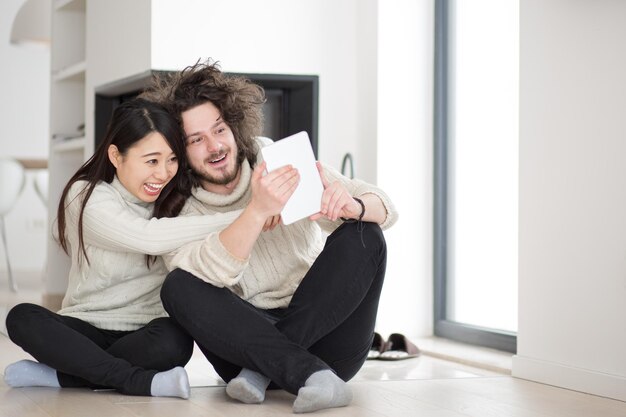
xmin=57 ymin=177 xmax=240 ymax=331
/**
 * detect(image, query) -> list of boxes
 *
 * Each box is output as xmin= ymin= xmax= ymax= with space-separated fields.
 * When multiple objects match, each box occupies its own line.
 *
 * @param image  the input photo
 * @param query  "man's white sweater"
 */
xmin=165 ymin=140 xmax=398 ymax=309
xmin=57 ymin=178 xmax=239 ymax=331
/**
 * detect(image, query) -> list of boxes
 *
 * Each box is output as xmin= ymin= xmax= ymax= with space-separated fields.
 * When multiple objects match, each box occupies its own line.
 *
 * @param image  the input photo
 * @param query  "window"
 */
xmin=434 ymin=0 xmax=519 ymax=352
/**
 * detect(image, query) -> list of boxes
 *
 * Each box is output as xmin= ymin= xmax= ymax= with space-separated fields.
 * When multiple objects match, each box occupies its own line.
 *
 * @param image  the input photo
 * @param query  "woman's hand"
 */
xmin=263 ymin=214 xmax=282 ymax=232
xmin=310 ymin=162 xmax=360 ymax=222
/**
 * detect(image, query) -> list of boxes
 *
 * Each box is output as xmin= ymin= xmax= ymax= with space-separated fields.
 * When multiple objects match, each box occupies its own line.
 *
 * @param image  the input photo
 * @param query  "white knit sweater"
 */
xmin=165 ymin=139 xmax=398 ymax=309
xmin=57 ymin=177 xmax=240 ymax=331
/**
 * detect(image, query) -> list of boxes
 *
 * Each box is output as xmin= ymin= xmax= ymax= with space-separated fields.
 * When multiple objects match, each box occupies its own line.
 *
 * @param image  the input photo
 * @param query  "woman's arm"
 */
xmin=163 ymin=161 xmax=299 ymax=285
xmin=66 ymin=181 xmax=242 ymax=255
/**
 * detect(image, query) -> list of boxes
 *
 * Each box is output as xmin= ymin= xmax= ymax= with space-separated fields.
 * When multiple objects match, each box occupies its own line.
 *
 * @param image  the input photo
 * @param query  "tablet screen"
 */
xmin=260 ymin=131 xmax=324 ymax=224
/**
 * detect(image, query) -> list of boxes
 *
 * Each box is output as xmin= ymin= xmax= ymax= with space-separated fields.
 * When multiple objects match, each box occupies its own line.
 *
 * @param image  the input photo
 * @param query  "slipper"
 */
xmin=378 ymin=333 xmax=420 ymax=361
xmin=367 ymin=332 xmax=385 ymax=360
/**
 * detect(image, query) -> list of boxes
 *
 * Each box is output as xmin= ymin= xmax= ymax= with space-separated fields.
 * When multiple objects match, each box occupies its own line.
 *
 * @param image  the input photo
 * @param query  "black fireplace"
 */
xmin=94 ymin=70 xmax=319 ymax=156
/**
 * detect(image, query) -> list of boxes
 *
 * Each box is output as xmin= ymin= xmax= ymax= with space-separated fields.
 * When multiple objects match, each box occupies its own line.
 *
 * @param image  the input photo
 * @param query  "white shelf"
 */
xmin=52 ymin=136 xmax=85 ymax=152
xmin=52 ymin=60 xmax=86 ymax=82
xmin=55 ymin=0 xmax=85 ymax=12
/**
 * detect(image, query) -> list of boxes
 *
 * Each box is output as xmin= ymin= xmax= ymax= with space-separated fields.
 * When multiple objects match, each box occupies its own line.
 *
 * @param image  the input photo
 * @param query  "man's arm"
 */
xmin=350 ymin=192 xmax=388 ymax=223
xmin=310 ymin=162 xmax=397 ymax=228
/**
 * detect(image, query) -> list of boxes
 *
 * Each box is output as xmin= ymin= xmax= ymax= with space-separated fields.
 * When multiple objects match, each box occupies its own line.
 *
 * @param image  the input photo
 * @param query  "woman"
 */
xmin=4 ymin=98 xmax=239 ymax=398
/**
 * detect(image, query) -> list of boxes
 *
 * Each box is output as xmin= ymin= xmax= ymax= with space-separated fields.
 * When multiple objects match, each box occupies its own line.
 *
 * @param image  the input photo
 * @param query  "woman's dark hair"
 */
xmin=56 ymin=98 xmax=191 ymax=265
xmin=142 ymin=59 xmax=265 ymax=180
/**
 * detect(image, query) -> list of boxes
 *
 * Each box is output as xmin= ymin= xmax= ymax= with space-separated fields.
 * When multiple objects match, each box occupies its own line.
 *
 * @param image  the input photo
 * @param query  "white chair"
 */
xmin=0 ymin=158 xmax=26 ymax=292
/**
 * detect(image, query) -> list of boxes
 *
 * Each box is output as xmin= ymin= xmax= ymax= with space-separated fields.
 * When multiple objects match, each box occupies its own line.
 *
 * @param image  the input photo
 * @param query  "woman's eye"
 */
xmin=146 ymin=159 xmax=158 ymax=165
xmin=169 ymin=156 xmax=178 ymax=163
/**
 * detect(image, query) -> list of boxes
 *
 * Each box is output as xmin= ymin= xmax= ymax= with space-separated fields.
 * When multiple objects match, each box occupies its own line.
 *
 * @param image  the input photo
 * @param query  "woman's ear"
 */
xmin=108 ymin=145 xmax=121 ymax=168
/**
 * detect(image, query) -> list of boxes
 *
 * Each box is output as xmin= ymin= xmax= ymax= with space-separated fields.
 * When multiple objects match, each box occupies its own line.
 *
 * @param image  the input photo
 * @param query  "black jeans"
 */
xmin=5 ymin=303 xmax=193 ymax=396
xmin=161 ymin=221 xmax=387 ymax=395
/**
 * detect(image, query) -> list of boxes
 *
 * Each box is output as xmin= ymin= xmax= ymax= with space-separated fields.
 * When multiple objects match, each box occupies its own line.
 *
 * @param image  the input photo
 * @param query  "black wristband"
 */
xmin=341 ymin=197 xmax=365 ymax=222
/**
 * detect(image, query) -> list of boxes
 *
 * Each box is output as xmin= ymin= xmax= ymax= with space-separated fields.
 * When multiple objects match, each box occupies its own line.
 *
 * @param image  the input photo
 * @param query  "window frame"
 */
xmin=433 ymin=0 xmax=517 ymax=353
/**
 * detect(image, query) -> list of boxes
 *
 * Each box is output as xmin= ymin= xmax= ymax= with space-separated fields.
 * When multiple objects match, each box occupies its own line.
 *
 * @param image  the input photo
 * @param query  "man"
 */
xmin=148 ymin=60 xmax=398 ymax=413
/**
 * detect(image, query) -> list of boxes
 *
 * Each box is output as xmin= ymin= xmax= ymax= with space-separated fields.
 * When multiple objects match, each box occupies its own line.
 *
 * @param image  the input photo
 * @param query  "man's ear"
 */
xmin=108 ymin=145 xmax=121 ymax=168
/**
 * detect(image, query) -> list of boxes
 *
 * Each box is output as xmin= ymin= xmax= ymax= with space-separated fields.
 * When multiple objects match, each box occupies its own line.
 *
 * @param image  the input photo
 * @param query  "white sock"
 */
xmin=293 ymin=370 xmax=352 ymax=413
xmin=226 ymin=368 xmax=271 ymax=404
xmin=3 ymin=359 xmax=60 ymax=388
xmin=150 ymin=367 xmax=190 ymax=399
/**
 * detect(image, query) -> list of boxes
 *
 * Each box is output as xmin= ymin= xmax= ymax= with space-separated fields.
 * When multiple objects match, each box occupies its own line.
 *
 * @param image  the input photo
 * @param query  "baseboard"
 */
xmin=512 ymin=355 xmax=626 ymax=402
xmin=415 ymin=336 xmax=512 ymax=374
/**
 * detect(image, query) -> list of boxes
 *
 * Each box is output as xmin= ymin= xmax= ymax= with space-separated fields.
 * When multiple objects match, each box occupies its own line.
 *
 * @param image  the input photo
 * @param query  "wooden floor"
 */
xmin=1 ymin=333 xmax=625 ymax=417
xmin=1 ymin=275 xmax=625 ymax=416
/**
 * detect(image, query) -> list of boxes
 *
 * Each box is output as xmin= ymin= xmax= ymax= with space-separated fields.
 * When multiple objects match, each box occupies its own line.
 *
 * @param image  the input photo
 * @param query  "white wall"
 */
xmin=514 ymin=0 xmax=626 ymax=401
xmin=85 ymin=0 xmax=152 ymax=156
xmin=0 ymin=0 xmax=49 ymax=160
xmin=376 ymin=0 xmax=434 ymax=338
xmin=150 ymin=0 xmax=375 ymax=182
xmin=0 ymin=0 xmax=49 ymax=275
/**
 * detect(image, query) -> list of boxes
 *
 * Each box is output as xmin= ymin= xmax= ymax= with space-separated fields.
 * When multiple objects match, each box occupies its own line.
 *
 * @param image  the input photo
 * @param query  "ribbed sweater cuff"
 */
xmin=358 ymin=191 xmax=397 ymax=230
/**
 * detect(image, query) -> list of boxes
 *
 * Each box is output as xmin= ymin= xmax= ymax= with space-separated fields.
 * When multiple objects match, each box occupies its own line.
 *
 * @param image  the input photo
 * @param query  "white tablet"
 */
xmin=260 ymin=131 xmax=324 ymax=225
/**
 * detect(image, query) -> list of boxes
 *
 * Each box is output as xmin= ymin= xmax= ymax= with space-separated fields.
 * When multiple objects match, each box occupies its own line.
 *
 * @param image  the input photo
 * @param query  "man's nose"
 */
xmin=205 ymin=136 xmax=223 ymax=153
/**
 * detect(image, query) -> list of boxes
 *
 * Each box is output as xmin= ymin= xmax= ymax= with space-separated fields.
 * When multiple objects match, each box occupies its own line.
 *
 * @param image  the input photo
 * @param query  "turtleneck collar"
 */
xmin=110 ymin=176 xmax=152 ymax=208
xmin=192 ymin=159 xmax=252 ymax=207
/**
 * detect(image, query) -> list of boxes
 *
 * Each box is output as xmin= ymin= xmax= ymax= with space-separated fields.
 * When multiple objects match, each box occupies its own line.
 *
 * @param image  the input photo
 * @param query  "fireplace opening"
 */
xmin=95 ymin=70 xmax=319 ymax=156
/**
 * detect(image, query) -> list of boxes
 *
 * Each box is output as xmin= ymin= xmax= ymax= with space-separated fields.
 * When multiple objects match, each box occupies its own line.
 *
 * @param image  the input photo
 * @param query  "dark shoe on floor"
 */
xmin=378 ymin=333 xmax=420 ymax=361
xmin=367 ymin=332 xmax=385 ymax=360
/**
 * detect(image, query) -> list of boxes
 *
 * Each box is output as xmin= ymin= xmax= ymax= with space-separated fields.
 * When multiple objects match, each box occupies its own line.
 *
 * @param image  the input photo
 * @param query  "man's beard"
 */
xmin=196 ymin=157 xmax=241 ymax=186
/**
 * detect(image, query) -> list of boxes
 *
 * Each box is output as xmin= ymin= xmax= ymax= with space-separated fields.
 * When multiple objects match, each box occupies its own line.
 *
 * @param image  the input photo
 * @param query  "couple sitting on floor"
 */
xmin=3 ymin=60 xmax=397 ymax=414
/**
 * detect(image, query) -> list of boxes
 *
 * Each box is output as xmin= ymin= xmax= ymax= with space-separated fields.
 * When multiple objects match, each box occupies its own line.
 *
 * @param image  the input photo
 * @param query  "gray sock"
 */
xmin=226 ymin=368 xmax=271 ymax=404
xmin=150 ymin=366 xmax=190 ymax=399
xmin=293 ymin=369 xmax=352 ymax=413
xmin=3 ymin=359 xmax=60 ymax=388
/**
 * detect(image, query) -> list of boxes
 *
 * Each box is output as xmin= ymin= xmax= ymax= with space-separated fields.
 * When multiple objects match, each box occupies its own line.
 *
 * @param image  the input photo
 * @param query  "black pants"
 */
xmin=5 ymin=303 xmax=194 ymax=396
xmin=161 ymin=221 xmax=387 ymax=395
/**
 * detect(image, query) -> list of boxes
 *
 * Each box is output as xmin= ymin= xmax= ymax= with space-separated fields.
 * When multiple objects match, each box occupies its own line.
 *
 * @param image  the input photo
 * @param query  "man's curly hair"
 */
xmin=142 ymin=59 xmax=266 ymax=168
